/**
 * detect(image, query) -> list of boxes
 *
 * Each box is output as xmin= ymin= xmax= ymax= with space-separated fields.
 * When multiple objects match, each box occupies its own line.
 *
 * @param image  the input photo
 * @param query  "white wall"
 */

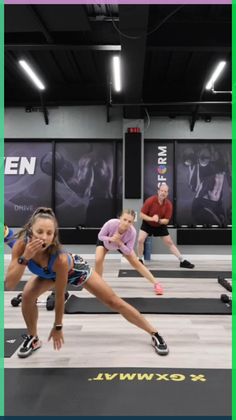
xmin=5 ymin=107 xmax=231 ymax=139
xmin=144 ymin=116 xmax=231 ymax=139
xmin=5 ymin=106 xmax=123 ymax=138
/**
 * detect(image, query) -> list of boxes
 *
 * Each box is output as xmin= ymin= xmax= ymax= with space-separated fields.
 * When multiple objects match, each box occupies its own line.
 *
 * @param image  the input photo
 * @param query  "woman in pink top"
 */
xmin=95 ymin=209 xmax=163 ymax=295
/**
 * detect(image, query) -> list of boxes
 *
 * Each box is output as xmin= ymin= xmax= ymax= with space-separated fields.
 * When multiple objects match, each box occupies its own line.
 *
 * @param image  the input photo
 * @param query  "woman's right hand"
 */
xmin=110 ymin=233 xmax=122 ymax=244
xmin=23 ymin=238 xmax=44 ymax=260
xmin=48 ymin=328 xmax=64 ymax=351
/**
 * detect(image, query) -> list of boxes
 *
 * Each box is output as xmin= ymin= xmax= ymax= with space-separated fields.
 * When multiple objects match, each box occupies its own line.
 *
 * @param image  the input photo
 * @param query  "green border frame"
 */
xmin=0 ymin=0 xmax=3 ymax=416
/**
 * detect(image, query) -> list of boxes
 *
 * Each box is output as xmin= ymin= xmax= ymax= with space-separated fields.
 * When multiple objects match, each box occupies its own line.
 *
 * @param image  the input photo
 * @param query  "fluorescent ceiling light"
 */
xmin=112 ymin=56 xmax=121 ymax=92
xmin=19 ymin=60 xmax=45 ymax=90
xmin=205 ymin=61 xmax=226 ymax=90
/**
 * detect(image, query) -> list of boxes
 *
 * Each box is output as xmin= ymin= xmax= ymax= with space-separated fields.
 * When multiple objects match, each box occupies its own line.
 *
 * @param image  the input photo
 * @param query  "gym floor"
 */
xmin=4 ymin=256 xmax=232 ymax=416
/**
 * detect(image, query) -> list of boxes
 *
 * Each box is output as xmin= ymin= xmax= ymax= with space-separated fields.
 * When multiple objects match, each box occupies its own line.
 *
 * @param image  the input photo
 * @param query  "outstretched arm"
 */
xmin=48 ymin=254 xmax=69 ymax=350
xmin=5 ymin=238 xmax=43 ymax=290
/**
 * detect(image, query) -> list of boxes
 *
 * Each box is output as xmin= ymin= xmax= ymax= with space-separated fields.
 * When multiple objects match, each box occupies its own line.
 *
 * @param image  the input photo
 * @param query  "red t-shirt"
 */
xmin=141 ymin=195 xmax=173 ymax=227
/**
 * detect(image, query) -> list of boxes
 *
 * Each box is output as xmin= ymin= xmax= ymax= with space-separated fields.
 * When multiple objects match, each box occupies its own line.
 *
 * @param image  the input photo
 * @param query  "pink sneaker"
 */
xmin=154 ymin=283 xmax=163 ymax=295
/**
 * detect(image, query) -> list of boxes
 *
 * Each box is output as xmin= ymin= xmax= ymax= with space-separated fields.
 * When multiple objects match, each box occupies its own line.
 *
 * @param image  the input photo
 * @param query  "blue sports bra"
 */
xmin=28 ymin=252 xmax=72 ymax=280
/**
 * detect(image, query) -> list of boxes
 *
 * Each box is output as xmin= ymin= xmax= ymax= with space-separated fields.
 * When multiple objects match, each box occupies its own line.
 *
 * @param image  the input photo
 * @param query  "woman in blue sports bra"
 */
xmin=5 ymin=207 xmax=169 ymax=358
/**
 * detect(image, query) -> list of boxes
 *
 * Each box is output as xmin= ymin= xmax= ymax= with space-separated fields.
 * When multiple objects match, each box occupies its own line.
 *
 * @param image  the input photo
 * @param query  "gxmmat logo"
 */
xmin=157 ymin=146 xmax=167 ymax=187
xmin=4 ymin=157 xmax=36 ymax=175
xmin=88 ymin=372 xmax=207 ymax=382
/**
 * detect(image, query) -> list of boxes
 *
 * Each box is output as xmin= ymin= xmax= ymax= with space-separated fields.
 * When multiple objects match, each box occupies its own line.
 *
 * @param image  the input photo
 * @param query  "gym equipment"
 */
xmin=119 ymin=269 xmax=232 ymax=278
xmin=10 ymin=291 xmax=70 ymax=309
xmin=11 ymin=293 xmax=22 ymax=307
xmin=46 ymin=291 xmax=70 ymax=311
xmin=65 ymin=295 xmax=231 ymax=315
xmin=4 ymin=367 xmax=231 ymax=416
xmin=143 ymin=236 xmax=152 ymax=261
xmin=220 ymin=294 xmax=232 ymax=305
xmin=11 ymin=293 xmax=44 ymax=308
xmin=218 ymin=276 xmax=232 ymax=292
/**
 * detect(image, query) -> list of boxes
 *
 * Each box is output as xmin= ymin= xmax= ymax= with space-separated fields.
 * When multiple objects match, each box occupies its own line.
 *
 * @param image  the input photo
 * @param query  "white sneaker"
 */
xmin=152 ymin=333 xmax=169 ymax=355
xmin=17 ymin=335 xmax=42 ymax=358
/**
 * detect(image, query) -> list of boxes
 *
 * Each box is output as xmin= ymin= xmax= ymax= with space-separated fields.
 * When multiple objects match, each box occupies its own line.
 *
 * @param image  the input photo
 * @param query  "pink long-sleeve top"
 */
xmin=98 ymin=219 xmax=136 ymax=255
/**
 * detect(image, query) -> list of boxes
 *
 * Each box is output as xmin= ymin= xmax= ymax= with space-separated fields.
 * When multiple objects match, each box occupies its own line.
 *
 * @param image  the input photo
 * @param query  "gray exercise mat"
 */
xmin=119 ymin=269 xmax=232 ymax=278
xmin=5 ymin=328 xmax=27 ymax=358
xmin=5 ymin=367 xmax=231 ymax=416
xmin=64 ymin=295 xmax=231 ymax=315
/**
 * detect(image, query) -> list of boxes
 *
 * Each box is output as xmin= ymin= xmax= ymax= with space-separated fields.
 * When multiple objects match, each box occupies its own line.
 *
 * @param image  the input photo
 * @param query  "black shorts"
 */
xmin=96 ymin=239 xmax=123 ymax=254
xmin=140 ymin=221 xmax=169 ymax=237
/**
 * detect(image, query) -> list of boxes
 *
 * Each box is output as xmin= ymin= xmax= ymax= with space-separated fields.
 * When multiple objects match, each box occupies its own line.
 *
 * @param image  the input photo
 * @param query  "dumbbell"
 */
xmin=220 ymin=294 xmax=232 ymax=305
xmin=11 ymin=293 xmax=22 ymax=307
xmin=11 ymin=293 xmax=41 ymax=307
xmin=46 ymin=291 xmax=70 ymax=311
xmin=218 ymin=276 xmax=232 ymax=292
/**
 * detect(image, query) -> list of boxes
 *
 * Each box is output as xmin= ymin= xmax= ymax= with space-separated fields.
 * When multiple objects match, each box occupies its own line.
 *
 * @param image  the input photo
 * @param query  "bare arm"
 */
xmin=48 ymin=254 xmax=69 ymax=350
xmin=53 ymin=254 xmax=69 ymax=326
xmin=98 ymin=221 xmax=113 ymax=242
xmin=5 ymin=238 xmax=44 ymax=290
xmin=5 ymin=240 xmax=27 ymax=290
xmin=140 ymin=212 xmax=159 ymax=223
xmin=159 ymin=218 xmax=169 ymax=225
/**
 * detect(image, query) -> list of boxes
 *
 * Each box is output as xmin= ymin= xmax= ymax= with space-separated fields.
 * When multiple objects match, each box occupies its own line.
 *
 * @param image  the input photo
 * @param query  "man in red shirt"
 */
xmin=137 ymin=183 xmax=194 ymax=269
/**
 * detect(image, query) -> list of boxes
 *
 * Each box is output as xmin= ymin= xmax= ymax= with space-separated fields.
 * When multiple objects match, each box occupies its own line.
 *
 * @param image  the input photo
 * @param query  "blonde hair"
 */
xmin=120 ymin=209 xmax=136 ymax=219
xmin=14 ymin=207 xmax=61 ymax=255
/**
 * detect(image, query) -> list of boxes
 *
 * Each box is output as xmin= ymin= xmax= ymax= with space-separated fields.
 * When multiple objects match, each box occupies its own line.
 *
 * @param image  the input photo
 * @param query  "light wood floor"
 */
xmin=4 ymin=257 xmax=232 ymax=369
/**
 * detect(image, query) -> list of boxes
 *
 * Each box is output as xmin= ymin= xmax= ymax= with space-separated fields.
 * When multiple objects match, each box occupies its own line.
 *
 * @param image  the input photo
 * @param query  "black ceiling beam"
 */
xmin=5 ymin=100 xmax=107 ymax=107
xmin=5 ymin=44 xmax=121 ymax=51
xmin=118 ymin=5 xmax=149 ymax=119
xmin=111 ymin=101 xmax=231 ymax=106
xmin=5 ymin=100 xmax=231 ymax=107
xmin=5 ymin=44 xmax=231 ymax=53
xmin=147 ymin=21 xmax=230 ymax=45
xmin=189 ymin=53 xmax=221 ymax=132
xmin=39 ymin=92 xmax=49 ymax=125
xmin=148 ymin=46 xmax=231 ymax=52
xmin=28 ymin=6 xmax=54 ymax=44
xmin=4 ymin=100 xmax=231 ymax=116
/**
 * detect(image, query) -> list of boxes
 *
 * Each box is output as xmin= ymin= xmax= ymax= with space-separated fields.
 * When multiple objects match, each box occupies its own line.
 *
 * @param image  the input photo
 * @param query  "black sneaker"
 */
xmin=152 ymin=333 xmax=169 ymax=355
xmin=17 ymin=334 xmax=42 ymax=358
xmin=139 ymin=258 xmax=145 ymax=265
xmin=180 ymin=260 xmax=195 ymax=269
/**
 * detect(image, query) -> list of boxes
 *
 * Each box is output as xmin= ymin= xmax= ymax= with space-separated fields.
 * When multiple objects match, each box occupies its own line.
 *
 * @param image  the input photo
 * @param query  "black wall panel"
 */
xmin=177 ymin=228 xmax=231 ymax=245
xmin=125 ymin=133 xmax=141 ymax=198
xmin=59 ymin=228 xmax=99 ymax=244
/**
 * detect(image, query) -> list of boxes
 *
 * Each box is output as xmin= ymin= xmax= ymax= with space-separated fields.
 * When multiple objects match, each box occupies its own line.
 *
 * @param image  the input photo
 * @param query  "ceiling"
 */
xmin=5 ymin=4 xmax=232 ymax=128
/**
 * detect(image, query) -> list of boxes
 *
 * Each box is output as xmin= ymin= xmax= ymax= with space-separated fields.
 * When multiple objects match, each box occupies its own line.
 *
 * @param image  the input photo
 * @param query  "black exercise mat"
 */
xmin=119 ymin=269 xmax=232 ymax=278
xmin=5 ymin=368 xmax=231 ymax=416
xmin=5 ymin=328 xmax=27 ymax=358
xmin=64 ymin=295 xmax=231 ymax=315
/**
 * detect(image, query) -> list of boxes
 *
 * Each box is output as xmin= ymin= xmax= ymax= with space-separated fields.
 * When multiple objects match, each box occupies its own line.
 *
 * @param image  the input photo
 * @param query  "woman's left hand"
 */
xmin=48 ymin=328 xmax=64 ymax=350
